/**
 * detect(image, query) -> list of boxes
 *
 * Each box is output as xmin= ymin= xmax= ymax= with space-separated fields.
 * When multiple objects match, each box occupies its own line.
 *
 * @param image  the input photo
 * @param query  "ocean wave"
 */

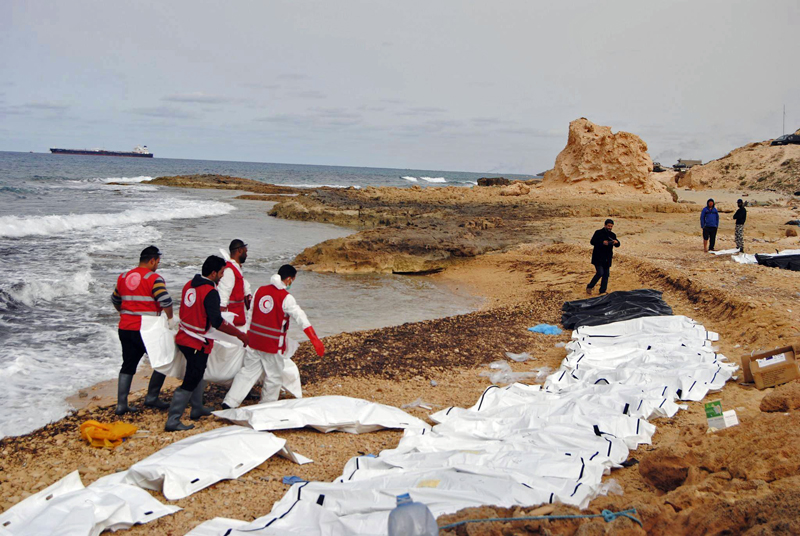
xmin=400 ymin=176 xmax=418 ymax=182
xmin=278 ymin=183 xmax=360 ymax=189
xmin=97 ymin=176 xmax=154 ymax=184
xmin=420 ymin=177 xmax=447 ymax=183
xmin=0 ymin=199 xmax=235 ymax=238
xmin=2 ymin=270 xmax=94 ymax=307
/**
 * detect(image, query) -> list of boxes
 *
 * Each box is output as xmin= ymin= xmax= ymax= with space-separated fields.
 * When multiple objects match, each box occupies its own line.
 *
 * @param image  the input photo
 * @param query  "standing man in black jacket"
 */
xmin=733 ymin=199 xmax=747 ymax=252
xmin=586 ymin=219 xmax=620 ymax=295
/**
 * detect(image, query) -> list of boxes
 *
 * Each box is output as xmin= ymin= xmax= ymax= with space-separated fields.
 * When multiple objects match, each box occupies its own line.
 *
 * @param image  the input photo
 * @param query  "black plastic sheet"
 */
xmin=755 ymin=254 xmax=800 ymax=271
xmin=561 ymin=289 xmax=673 ymax=329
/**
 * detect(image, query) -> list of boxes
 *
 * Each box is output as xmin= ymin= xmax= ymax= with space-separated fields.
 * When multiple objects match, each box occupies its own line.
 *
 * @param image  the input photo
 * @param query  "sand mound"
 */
xmin=678 ymin=140 xmax=800 ymax=192
xmin=542 ymin=118 xmax=666 ymax=197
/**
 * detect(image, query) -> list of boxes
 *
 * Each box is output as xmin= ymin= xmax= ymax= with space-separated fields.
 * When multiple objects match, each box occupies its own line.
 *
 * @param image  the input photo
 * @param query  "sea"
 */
xmin=0 ymin=151 xmax=535 ymax=439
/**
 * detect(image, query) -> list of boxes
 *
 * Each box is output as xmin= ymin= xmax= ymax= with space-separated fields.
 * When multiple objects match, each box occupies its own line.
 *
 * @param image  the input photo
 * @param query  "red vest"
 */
xmin=116 ymin=267 xmax=161 ymax=330
xmin=176 ymin=279 xmax=216 ymax=353
xmin=225 ymin=261 xmax=247 ymax=326
xmin=248 ymin=284 xmax=289 ymax=353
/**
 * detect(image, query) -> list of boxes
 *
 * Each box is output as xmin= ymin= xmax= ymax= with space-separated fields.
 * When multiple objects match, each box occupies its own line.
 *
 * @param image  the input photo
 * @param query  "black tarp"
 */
xmin=561 ymin=289 xmax=673 ymax=329
xmin=755 ymin=254 xmax=800 ymax=271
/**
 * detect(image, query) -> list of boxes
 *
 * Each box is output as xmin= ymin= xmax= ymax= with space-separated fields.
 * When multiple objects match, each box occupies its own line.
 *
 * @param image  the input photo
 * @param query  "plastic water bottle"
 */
xmin=387 ymin=493 xmax=438 ymax=536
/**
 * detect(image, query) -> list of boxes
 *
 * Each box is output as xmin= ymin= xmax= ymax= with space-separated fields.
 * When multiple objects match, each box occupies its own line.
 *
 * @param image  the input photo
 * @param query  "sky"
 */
xmin=1 ymin=0 xmax=798 ymax=174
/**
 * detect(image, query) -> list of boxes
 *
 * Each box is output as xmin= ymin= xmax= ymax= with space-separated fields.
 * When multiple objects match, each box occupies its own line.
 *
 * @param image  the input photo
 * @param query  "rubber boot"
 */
xmin=143 ymin=371 xmax=169 ymax=410
xmin=190 ymin=380 xmax=213 ymax=420
xmin=114 ymin=373 xmax=140 ymax=415
xmin=164 ymin=388 xmax=194 ymax=432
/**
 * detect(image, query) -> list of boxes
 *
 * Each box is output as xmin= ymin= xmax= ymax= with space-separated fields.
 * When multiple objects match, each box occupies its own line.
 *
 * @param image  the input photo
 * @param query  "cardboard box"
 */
xmin=750 ymin=350 xmax=800 ymax=390
xmin=741 ymin=344 xmax=800 ymax=384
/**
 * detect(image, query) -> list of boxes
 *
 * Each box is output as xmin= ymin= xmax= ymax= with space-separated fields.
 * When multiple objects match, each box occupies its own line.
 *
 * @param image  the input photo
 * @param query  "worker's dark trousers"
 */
xmin=703 ymin=226 xmax=718 ymax=250
xmin=177 ymin=344 xmax=210 ymax=392
xmin=587 ymin=264 xmax=610 ymax=294
xmin=119 ymin=329 xmax=147 ymax=375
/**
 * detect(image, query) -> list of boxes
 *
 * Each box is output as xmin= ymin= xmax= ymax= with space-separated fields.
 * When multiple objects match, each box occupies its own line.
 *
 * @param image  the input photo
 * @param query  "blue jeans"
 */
xmin=587 ymin=264 xmax=610 ymax=293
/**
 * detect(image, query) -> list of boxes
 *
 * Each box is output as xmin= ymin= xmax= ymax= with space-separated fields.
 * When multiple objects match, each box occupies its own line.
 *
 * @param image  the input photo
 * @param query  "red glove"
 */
xmin=245 ymin=294 xmax=252 ymax=310
xmin=304 ymin=326 xmax=325 ymax=357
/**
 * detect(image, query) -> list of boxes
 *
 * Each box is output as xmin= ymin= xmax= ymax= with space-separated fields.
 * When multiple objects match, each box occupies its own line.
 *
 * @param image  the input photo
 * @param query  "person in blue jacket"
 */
xmin=700 ymin=198 xmax=719 ymax=252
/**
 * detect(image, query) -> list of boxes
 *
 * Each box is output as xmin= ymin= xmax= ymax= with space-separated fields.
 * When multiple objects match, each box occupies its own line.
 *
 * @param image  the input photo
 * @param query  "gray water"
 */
xmin=0 ymin=152 xmax=499 ymax=439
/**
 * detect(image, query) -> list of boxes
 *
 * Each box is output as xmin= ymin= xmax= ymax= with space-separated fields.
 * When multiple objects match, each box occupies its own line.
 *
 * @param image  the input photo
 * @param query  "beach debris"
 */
xmin=480 ymin=360 xmax=552 ymax=384
xmin=505 ymin=351 xmax=533 ymax=362
xmin=430 ymin=380 xmax=438 ymax=387
xmin=528 ymin=324 xmax=562 ymax=335
xmin=80 ymin=420 xmax=137 ymax=449
xmin=401 ymin=398 xmax=433 ymax=411
xmin=282 ymin=476 xmax=307 ymax=485
xmin=554 ymin=342 xmax=566 ymax=348
xmin=704 ymin=401 xmax=739 ymax=431
xmin=597 ymin=478 xmax=624 ymax=497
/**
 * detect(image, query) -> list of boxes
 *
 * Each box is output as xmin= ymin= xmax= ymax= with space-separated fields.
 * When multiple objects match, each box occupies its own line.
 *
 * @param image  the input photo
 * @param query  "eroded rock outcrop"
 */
xmin=677 ymin=141 xmax=800 ymax=192
xmin=543 ymin=118 xmax=665 ymax=196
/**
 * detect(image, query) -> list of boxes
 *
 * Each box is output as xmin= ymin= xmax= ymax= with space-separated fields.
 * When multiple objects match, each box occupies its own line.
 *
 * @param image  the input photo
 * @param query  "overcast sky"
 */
xmin=1 ymin=1 xmax=798 ymax=174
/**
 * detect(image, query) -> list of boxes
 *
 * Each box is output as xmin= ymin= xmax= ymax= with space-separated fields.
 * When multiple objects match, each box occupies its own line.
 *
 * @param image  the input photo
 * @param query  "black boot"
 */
xmin=190 ymin=380 xmax=213 ymax=420
xmin=165 ymin=388 xmax=194 ymax=431
xmin=143 ymin=372 xmax=169 ymax=410
xmin=115 ymin=373 xmax=140 ymax=415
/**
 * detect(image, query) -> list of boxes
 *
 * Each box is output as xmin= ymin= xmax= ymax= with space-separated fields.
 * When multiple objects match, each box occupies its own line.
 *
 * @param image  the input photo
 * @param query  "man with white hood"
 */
xmin=218 ymin=239 xmax=252 ymax=327
xmin=222 ymin=264 xmax=325 ymax=409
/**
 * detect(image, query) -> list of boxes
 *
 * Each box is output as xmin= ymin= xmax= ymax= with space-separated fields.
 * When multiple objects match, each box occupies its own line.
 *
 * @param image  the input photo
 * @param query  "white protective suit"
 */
xmin=217 ymin=250 xmax=252 ymax=314
xmin=223 ymin=274 xmax=312 ymax=408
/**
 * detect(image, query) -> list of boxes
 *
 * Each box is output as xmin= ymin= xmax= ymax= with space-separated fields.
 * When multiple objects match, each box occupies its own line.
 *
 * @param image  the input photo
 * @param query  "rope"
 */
xmin=438 ymin=508 xmax=643 ymax=532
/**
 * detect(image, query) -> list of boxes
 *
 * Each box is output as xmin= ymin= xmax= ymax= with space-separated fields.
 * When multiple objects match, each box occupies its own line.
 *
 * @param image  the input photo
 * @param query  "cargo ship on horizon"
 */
xmin=50 ymin=145 xmax=153 ymax=158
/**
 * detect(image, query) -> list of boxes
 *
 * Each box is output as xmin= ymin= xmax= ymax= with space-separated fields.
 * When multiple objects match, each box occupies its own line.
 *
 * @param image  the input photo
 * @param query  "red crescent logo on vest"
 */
xmin=185 ymin=288 xmax=197 ymax=307
xmin=125 ymin=272 xmax=142 ymax=290
xmin=258 ymin=295 xmax=274 ymax=314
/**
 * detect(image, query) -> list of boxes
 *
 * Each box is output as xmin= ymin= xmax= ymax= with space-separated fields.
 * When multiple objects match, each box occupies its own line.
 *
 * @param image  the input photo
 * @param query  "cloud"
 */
xmin=289 ymin=90 xmax=327 ymax=100
xmin=278 ymin=73 xmax=310 ymax=81
xmin=471 ymin=117 xmax=516 ymax=127
xmin=162 ymin=92 xmax=231 ymax=104
xmin=255 ymin=107 xmax=363 ymax=129
xmin=129 ymin=106 xmax=196 ymax=119
xmin=241 ymin=83 xmax=281 ymax=90
xmin=0 ymin=107 xmax=32 ymax=116
xmin=397 ymin=106 xmax=448 ymax=116
xmin=21 ymin=101 xmax=70 ymax=110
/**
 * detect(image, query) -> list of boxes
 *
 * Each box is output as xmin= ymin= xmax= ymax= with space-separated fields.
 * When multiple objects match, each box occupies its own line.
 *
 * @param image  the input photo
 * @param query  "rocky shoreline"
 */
xmin=7 ymin=125 xmax=800 ymax=533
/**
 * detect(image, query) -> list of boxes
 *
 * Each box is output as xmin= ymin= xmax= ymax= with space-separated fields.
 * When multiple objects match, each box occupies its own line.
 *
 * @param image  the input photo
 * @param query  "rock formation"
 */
xmin=542 ymin=118 xmax=664 ymax=195
xmin=677 ymin=140 xmax=800 ymax=193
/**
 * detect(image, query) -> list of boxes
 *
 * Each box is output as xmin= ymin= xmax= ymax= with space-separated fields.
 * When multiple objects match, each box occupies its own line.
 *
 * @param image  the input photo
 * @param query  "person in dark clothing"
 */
xmin=166 ymin=255 xmax=249 ymax=432
xmin=700 ymin=198 xmax=719 ymax=252
xmin=586 ymin=219 xmax=620 ymax=295
xmin=733 ymin=199 xmax=747 ymax=251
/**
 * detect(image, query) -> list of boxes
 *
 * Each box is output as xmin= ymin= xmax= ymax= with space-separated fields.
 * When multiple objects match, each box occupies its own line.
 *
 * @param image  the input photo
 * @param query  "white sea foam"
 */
xmin=98 ymin=176 xmax=154 ymax=184
xmin=5 ymin=271 xmax=95 ymax=306
xmin=0 ymin=199 xmax=235 ymax=238
xmin=278 ymin=183 xmax=359 ymax=189
xmin=420 ymin=176 xmax=446 ymax=183
xmin=400 ymin=176 xmax=418 ymax=182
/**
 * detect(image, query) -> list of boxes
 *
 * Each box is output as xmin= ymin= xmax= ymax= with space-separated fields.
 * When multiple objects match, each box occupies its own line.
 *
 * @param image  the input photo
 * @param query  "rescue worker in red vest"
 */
xmin=218 ymin=239 xmax=252 ymax=327
xmin=111 ymin=246 xmax=174 ymax=415
xmin=167 ymin=255 xmax=249 ymax=432
xmin=222 ymin=264 xmax=324 ymax=409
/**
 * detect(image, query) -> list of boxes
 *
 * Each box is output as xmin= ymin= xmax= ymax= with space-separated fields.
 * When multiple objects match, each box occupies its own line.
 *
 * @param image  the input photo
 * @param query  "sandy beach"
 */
xmin=4 ymin=154 xmax=800 ymax=535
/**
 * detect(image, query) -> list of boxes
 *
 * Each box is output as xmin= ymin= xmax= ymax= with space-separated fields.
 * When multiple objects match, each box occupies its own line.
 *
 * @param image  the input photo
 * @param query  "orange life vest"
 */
xmin=116 ymin=267 xmax=161 ymax=330
xmin=248 ymin=284 xmax=289 ymax=353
